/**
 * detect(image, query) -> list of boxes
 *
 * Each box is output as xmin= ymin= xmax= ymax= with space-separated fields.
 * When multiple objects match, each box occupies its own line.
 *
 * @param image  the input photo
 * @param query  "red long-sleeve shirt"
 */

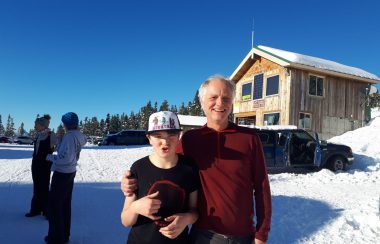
xmin=178 ymin=123 xmax=272 ymax=241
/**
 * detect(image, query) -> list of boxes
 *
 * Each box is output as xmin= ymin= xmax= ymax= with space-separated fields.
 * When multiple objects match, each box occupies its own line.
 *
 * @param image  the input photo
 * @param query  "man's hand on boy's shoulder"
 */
xmin=121 ymin=170 xmax=137 ymax=196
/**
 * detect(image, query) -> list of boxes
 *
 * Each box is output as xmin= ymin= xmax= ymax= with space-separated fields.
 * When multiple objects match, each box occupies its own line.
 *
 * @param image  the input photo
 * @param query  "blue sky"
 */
xmin=1 ymin=0 xmax=379 ymax=132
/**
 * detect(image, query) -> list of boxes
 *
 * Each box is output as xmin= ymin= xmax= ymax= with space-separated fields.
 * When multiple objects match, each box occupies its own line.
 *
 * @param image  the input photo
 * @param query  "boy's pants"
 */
xmin=47 ymin=171 xmax=76 ymax=244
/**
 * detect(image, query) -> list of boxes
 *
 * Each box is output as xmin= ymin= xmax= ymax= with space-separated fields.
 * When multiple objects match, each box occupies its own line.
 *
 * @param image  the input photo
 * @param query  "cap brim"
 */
xmin=146 ymin=129 xmax=182 ymax=135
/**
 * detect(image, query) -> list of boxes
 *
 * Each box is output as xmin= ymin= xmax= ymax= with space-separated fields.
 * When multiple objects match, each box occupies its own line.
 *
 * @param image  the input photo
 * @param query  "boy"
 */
xmin=45 ymin=112 xmax=87 ymax=244
xmin=121 ymin=111 xmax=199 ymax=244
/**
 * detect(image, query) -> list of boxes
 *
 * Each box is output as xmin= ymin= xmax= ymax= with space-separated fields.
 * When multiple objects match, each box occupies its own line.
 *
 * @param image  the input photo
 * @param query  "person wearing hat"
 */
xmin=122 ymin=76 xmax=272 ymax=244
xmin=44 ymin=112 xmax=87 ymax=244
xmin=121 ymin=111 xmax=200 ymax=244
xmin=26 ymin=114 xmax=57 ymax=218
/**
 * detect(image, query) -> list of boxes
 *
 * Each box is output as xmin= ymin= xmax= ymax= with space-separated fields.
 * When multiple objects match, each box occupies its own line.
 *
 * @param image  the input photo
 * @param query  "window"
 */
xmin=241 ymin=82 xmax=252 ymax=101
xmin=266 ymin=75 xmax=279 ymax=96
xmin=237 ymin=116 xmax=256 ymax=125
xmin=253 ymin=74 xmax=263 ymax=100
xmin=264 ymin=113 xmax=280 ymax=125
xmin=309 ymin=75 xmax=324 ymax=96
xmin=299 ymin=112 xmax=312 ymax=129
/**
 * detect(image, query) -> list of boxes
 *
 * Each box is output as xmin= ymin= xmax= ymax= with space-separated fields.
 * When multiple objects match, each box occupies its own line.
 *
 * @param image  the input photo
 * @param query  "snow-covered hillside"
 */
xmin=0 ymin=119 xmax=379 ymax=243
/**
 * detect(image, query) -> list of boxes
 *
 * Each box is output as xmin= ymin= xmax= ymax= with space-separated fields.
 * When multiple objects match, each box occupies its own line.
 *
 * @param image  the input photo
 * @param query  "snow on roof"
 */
xmin=257 ymin=45 xmax=380 ymax=81
xmin=239 ymin=124 xmax=298 ymax=130
xmin=177 ymin=115 xmax=207 ymax=126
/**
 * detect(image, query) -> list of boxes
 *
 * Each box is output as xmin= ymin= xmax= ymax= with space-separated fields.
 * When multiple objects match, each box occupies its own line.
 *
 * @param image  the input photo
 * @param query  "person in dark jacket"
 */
xmin=26 ymin=114 xmax=56 ymax=218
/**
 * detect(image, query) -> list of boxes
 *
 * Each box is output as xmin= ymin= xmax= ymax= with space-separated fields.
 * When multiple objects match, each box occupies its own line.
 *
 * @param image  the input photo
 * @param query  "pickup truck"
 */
xmin=252 ymin=128 xmax=354 ymax=172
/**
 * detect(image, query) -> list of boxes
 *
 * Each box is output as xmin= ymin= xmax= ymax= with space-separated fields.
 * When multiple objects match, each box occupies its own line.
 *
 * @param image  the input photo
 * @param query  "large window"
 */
xmin=264 ymin=113 xmax=280 ymax=125
xmin=266 ymin=75 xmax=279 ymax=96
xmin=253 ymin=74 xmax=263 ymax=100
xmin=241 ymin=82 xmax=252 ymax=101
xmin=299 ymin=112 xmax=312 ymax=129
xmin=309 ymin=75 xmax=324 ymax=96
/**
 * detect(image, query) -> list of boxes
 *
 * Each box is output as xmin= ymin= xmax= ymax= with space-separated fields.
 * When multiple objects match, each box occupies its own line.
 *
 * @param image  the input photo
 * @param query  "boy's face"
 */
xmin=147 ymin=131 xmax=180 ymax=158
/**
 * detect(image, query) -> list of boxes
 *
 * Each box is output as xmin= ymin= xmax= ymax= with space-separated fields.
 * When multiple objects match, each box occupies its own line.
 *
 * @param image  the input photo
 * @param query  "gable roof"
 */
xmin=230 ymin=45 xmax=380 ymax=84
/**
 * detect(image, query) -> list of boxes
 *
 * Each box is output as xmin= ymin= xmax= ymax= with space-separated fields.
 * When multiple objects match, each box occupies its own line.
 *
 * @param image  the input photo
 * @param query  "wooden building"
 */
xmin=230 ymin=45 xmax=380 ymax=139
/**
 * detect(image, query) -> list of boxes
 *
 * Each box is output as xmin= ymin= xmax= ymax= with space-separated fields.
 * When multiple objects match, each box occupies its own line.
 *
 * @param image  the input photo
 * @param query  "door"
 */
xmin=275 ymin=131 xmax=290 ymax=167
xmin=313 ymin=133 xmax=322 ymax=168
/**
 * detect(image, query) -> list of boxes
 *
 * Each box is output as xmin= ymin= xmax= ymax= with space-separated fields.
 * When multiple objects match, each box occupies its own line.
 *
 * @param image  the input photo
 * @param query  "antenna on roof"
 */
xmin=251 ymin=17 xmax=255 ymax=59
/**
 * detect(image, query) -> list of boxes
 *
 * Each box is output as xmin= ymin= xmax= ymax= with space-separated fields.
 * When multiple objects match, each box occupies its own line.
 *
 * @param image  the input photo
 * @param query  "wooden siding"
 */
xmin=234 ymin=56 xmax=290 ymax=125
xmin=289 ymin=69 xmax=367 ymax=133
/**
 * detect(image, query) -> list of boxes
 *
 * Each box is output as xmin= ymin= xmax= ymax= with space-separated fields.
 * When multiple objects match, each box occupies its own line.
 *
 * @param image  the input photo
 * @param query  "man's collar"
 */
xmin=201 ymin=122 xmax=238 ymax=134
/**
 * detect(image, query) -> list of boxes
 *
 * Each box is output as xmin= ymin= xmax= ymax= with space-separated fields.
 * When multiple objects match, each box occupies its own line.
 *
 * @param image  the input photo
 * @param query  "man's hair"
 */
xmin=198 ymin=75 xmax=236 ymax=108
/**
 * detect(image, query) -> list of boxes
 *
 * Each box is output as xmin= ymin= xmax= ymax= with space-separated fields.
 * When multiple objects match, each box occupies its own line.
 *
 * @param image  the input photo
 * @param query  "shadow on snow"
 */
xmin=268 ymin=195 xmax=343 ymax=244
xmin=0 ymin=182 xmax=342 ymax=244
xmin=0 ymin=182 xmax=128 ymax=244
xmin=0 ymin=148 xmax=33 ymax=159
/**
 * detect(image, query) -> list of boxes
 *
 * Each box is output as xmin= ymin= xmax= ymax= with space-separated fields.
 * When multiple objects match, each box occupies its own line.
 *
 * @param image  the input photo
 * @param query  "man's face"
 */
xmin=202 ymin=79 xmax=233 ymax=126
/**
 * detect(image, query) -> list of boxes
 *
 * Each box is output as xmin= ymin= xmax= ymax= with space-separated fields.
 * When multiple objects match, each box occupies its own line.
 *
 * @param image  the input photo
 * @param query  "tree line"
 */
xmin=0 ymin=92 xmax=203 ymax=138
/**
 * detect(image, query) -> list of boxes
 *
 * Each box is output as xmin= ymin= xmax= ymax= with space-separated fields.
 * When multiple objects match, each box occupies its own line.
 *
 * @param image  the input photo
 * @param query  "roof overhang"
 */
xmin=230 ymin=46 xmax=380 ymax=84
xmin=289 ymin=63 xmax=380 ymax=84
xmin=230 ymin=46 xmax=290 ymax=82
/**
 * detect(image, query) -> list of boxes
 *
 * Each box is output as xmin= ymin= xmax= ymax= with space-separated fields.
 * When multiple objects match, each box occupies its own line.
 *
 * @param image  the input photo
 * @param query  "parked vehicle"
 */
xmin=13 ymin=136 xmax=34 ymax=145
xmin=99 ymin=130 xmax=149 ymax=146
xmin=252 ymin=128 xmax=354 ymax=172
xmin=0 ymin=136 xmax=10 ymax=143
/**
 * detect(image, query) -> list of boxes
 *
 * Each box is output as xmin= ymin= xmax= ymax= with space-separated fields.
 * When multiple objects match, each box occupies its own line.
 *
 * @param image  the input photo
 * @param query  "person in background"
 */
xmin=26 ymin=114 xmax=56 ymax=218
xmin=44 ymin=112 xmax=87 ymax=244
xmin=121 ymin=111 xmax=199 ymax=244
xmin=122 ymin=75 xmax=272 ymax=244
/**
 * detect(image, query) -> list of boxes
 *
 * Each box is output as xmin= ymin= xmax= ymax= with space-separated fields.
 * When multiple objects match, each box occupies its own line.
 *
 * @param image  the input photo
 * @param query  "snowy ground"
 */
xmin=1 ymin=119 xmax=379 ymax=243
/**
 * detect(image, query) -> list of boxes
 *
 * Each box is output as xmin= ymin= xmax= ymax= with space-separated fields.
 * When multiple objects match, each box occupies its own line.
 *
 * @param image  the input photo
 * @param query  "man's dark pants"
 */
xmin=190 ymin=228 xmax=252 ymax=244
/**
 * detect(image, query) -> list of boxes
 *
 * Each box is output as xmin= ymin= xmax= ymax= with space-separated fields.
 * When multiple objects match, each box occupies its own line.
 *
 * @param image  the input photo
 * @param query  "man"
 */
xmin=122 ymin=75 xmax=272 ymax=244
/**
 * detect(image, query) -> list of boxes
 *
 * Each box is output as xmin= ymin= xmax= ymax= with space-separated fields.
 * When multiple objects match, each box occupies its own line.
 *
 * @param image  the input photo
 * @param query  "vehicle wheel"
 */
xmin=328 ymin=156 xmax=346 ymax=172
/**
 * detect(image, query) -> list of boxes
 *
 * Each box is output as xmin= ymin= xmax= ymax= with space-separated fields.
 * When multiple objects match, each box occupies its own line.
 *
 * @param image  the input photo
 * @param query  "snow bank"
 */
xmin=328 ymin=117 xmax=380 ymax=171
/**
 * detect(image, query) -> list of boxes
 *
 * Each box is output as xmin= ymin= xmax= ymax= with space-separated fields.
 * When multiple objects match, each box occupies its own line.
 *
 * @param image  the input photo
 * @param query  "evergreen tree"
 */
xmin=369 ymin=92 xmax=380 ymax=108
xmin=78 ymin=120 xmax=84 ymax=132
xmin=105 ymin=113 xmax=111 ymax=134
xmin=178 ymin=102 xmax=188 ymax=115
xmin=159 ymin=100 xmax=170 ymax=111
xmin=154 ymin=102 xmax=158 ymax=113
xmin=140 ymin=101 xmax=155 ymax=130
xmin=18 ymin=122 xmax=26 ymax=136
xmin=99 ymin=119 xmax=106 ymax=136
xmin=170 ymin=105 xmax=178 ymax=113
xmin=189 ymin=90 xmax=203 ymax=116
xmin=57 ymin=124 xmax=64 ymax=133
xmin=81 ymin=117 xmax=90 ymax=135
xmin=29 ymin=128 xmax=37 ymax=139
xmin=129 ymin=111 xmax=140 ymax=129
xmin=5 ymin=114 xmax=15 ymax=137
xmin=0 ymin=115 xmax=5 ymax=135
xmin=121 ymin=113 xmax=129 ymax=130
xmin=109 ymin=114 xmax=122 ymax=133
xmin=187 ymin=101 xmax=192 ymax=115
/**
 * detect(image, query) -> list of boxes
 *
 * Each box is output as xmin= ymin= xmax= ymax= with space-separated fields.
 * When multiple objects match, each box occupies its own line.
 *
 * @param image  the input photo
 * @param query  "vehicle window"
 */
xmin=295 ymin=131 xmax=314 ymax=141
xmin=257 ymin=133 xmax=269 ymax=144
